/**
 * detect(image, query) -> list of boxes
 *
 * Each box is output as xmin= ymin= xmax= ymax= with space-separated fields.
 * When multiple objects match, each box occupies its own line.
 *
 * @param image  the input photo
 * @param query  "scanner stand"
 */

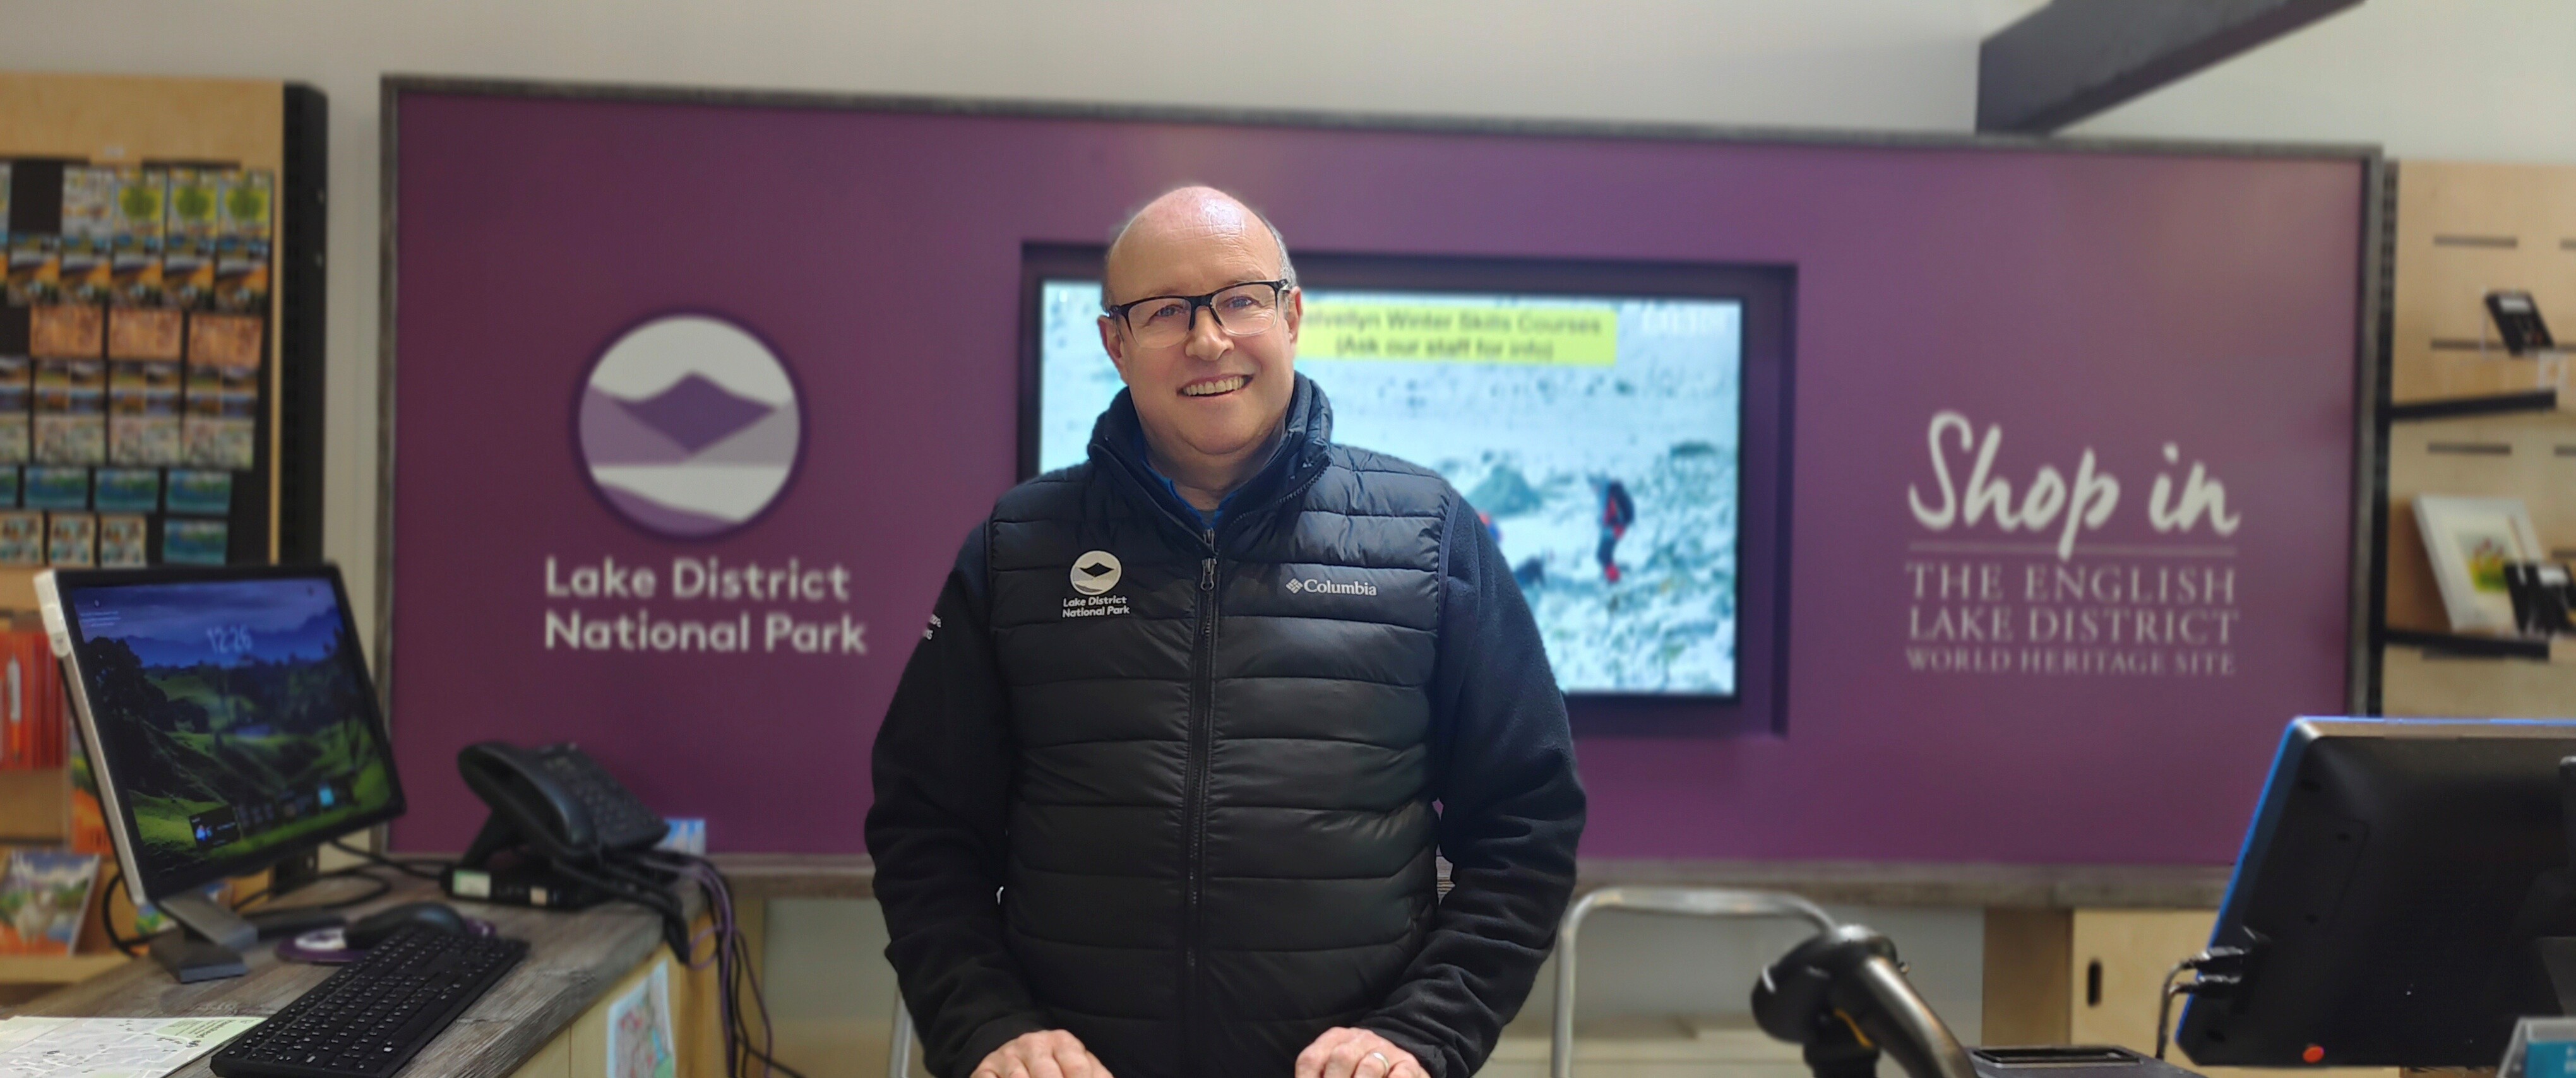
xmin=152 ymin=890 xmax=255 ymax=983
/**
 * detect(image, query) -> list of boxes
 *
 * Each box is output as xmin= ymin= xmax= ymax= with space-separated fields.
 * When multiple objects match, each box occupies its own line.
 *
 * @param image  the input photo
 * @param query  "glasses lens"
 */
xmin=1210 ymin=284 xmax=1279 ymax=337
xmin=1124 ymin=297 xmax=1194 ymax=347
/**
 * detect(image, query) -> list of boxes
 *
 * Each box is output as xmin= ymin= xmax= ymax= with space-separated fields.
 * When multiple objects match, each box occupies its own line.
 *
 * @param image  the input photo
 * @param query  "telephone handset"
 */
xmin=457 ymin=742 xmax=669 ymax=867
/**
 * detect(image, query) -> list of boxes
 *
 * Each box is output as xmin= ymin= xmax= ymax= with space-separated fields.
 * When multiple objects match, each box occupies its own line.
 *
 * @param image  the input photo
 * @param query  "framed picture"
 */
xmin=2416 ymin=494 xmax=2548 ymax=634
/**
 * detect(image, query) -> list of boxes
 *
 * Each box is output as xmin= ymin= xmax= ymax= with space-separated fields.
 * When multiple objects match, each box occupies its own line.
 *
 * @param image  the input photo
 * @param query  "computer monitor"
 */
xmin=35 ymin=564 xmax=404 ymax=979
xmin=2177 ymin=716 xmax=2576 ymax=1068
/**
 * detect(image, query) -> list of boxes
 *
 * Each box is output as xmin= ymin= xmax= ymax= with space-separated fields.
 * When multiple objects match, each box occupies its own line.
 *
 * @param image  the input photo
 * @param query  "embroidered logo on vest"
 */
xmin=1064 ymin=550 xmax=1133 ymax=619
xmin=1070 ymin=550 xmax=1123 ymax=595
xmin=1285 ymin=577 xmax=1378 ymax=596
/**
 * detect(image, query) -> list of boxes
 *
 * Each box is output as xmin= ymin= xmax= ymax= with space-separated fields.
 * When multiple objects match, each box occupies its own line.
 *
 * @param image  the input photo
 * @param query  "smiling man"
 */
xmin=867 ymin=187 xmax=1585 ymax=1078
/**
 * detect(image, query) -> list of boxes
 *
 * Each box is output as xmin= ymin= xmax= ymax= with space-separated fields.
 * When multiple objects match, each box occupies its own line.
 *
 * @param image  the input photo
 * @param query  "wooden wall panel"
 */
xmin=0 ymin=73 xmax=282 ymax=172
xmin=2388 ymin=161 xmax=2576 ymax=403
xmin=1983 ymin=908 xmax=2073 ymax=1045
xmin=2382 ymin=642 xmax=2576 ymax=719
xmin=2381 ymin=160 xmax=2576 ymax=717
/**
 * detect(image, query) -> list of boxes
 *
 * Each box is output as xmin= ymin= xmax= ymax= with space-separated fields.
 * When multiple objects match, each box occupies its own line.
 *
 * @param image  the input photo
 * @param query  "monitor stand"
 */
xmin=152 ymin=891 xmax=256 ymax=983
xmin=2539 ymin=938 xmax=2576 ymax=1015
xmin=269 ymin=848 xmax=321 ymax=896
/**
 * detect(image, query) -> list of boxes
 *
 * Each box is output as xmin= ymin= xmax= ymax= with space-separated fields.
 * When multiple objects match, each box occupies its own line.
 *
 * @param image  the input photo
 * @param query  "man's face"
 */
xmin=1097 ymin=200 xmax=1301 ymax=470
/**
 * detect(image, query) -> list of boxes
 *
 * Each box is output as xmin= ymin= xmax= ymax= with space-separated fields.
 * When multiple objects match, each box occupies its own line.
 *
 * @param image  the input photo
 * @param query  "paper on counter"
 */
xmin=0 ymin=1016 xmax=262 ymax=1077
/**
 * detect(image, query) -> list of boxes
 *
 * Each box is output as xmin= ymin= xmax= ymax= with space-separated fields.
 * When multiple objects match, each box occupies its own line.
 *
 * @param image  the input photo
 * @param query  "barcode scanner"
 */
xmin=1753 ymin=924 xmax=1980 ymax=1078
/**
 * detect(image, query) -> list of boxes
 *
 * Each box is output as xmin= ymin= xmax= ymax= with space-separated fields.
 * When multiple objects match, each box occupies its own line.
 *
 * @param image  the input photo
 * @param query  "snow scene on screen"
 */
xmin=70 ymin=579 xmax=391 ymax=881
xmin=1039 ymin=281 xmax=1742 ymax=695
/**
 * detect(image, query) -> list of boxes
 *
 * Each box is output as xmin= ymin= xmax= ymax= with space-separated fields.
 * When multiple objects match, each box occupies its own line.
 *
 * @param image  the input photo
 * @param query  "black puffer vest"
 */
xmin=984 ymin=377 xmax=1452 ymax=1077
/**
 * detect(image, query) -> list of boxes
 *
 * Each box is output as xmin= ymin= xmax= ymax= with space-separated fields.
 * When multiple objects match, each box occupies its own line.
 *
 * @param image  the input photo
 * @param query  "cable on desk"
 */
xmin=2154 ymin=947 xmax=2247 ymax=1060
xmin=325 ymin=838 xmax=451 ymax=881
xmin=637 ymin=850 xmax=806 ymax=1078
xmin=229 ymin=865 xmax=394 ymax=913
xmin=464 ymin=841 xmax=800 ymax=1078
xmin=98 ymin=862 xmax=395 ymax=957
xmin=544 ymin=858 xmax=688 ymax=947
xmin=98 ymin=867 xmax=144 ymax=957
xmin=578 ymin=852 xmax=796 ymax=1078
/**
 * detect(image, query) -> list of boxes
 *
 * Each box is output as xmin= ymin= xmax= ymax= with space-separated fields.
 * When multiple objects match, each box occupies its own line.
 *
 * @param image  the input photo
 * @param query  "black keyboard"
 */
xmin=210 ymin=925 xmax=529 ymax=1078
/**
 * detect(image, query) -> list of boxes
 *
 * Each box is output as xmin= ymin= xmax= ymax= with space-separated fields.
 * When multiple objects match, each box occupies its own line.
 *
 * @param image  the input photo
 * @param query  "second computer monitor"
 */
xmin=2179 ymin=716 xmax=2576 ymax=1068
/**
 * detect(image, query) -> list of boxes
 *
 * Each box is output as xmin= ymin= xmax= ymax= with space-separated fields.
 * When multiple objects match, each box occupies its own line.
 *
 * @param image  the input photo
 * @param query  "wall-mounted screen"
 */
xmin=1033 ymin=279 xmax=1743 ymax=697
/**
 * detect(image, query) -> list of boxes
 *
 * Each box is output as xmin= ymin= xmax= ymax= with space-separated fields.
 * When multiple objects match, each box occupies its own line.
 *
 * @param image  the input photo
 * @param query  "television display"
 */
xmin=1035 ymin=280 xmax=1743 ymax=696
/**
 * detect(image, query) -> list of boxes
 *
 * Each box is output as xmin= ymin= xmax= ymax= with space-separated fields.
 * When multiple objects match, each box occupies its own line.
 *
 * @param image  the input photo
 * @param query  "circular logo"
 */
xmin=578 ymin=315 xmax=801 ymax=538
xmin=1071 ymin=550 xmax=1123 ymax=596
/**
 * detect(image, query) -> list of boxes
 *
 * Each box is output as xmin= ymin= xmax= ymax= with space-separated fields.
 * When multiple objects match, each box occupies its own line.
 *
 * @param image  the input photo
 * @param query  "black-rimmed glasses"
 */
xmin=1103 ymin=280 xmax=1291 ymax=349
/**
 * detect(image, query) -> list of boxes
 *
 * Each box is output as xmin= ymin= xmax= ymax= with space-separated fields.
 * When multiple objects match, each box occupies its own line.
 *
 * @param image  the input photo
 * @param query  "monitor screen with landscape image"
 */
xmin=1032 ymin=275 xmax=1745 ymax=697
xmin=54 ymin=567 xmax=402 ymax=897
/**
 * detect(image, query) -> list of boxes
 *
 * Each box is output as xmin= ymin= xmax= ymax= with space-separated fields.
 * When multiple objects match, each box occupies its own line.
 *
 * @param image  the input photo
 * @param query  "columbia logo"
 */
xmin=1285 ymin=578 xmax=1378 ymax=596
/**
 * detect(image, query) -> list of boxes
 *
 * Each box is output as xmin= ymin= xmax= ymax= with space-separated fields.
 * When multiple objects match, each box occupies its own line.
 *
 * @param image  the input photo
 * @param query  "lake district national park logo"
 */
xmin=578 ymin=315 xmax=802 ymax=538
xmin=1071 ymin=551 xmax=1122 ymax=596
xmin=1064 ymin=550 xmax=1130 ymax=619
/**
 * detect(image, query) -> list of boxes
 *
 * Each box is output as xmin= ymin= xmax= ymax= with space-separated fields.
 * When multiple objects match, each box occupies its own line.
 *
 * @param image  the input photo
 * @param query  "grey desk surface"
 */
xmin=11 ymin=874 xmax=675 ymax=1078
xmin=710 ymin=854 xmax=2231 ymax=909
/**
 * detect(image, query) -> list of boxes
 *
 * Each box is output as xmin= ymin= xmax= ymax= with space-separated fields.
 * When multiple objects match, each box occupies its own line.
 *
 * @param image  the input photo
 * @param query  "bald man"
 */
xmin=868 ymin=187 xmax=1584 ymax=1078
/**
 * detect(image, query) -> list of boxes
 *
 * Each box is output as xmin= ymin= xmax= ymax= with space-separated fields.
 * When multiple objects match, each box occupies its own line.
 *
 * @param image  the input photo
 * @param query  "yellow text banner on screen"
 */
xmin=1299 ymin=302 xmax=1617 ymax=365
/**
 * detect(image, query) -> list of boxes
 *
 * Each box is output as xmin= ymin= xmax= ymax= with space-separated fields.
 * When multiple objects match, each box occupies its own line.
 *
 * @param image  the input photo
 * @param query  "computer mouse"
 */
xmin=346 ymin=901 xmax=469 ymax=949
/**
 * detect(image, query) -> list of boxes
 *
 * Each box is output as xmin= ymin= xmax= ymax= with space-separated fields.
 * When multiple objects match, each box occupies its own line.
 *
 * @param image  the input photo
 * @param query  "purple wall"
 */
xmin=389 ymin=90 xmax=2364 ymax=863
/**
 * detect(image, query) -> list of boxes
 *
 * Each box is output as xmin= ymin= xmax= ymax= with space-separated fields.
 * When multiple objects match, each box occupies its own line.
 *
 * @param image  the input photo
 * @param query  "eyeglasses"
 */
xmin=1103 ymin=280 xmax=1291 ymax=349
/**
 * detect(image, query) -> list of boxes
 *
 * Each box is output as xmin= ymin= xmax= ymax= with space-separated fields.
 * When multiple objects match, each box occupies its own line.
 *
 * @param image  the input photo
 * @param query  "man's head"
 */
xmin=1098 ymin=186 xmax=1301 ymax=478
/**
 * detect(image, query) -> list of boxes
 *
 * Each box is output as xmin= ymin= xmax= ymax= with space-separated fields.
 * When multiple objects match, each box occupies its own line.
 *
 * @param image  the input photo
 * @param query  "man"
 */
xmin=867 ymin=187 xmax=1584 ymax=1078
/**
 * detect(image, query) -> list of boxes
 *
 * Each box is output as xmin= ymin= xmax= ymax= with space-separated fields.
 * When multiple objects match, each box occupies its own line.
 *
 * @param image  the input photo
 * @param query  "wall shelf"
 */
xmin=2388 ymin=389 xmax=2564 ymax=423
xmin=2384 ymin=639 xmax=2576 ymax=718
xmin=2382 ymin=628 xmax=2562 ymax=661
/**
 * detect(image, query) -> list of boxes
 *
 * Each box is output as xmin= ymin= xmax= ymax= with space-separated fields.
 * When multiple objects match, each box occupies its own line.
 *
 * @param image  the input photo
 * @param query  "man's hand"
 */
xmin=971 ymin=1029 xmax=1112 ymax=1078
xmin=1295 ymin=1027 xmax=1426 ymax=1078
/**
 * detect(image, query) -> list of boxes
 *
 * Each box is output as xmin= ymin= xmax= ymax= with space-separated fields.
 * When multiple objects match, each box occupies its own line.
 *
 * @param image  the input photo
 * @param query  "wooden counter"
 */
xmin=11 ymin=875 xmax=686 ymax=1078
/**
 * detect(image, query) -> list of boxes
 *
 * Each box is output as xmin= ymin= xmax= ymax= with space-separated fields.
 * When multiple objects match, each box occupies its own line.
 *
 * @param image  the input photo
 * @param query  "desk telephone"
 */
xmin=446 ymin=743 xmax=788 ymax=1078
xmin=458 ymin=741 xmax=669 ymax=867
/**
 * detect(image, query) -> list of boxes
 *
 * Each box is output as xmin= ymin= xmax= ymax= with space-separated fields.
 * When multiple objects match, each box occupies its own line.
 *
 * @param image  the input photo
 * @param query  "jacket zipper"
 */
xmin=1088 ymin=428 xmax=1323 ymax=1070
xmin=1183 ymin=527 xmax=1217 ymax=1075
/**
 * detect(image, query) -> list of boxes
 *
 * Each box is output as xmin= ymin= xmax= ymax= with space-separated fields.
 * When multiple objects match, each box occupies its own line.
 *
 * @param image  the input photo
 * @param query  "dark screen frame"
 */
xmin=50 ymin=563 xmax=408 ymax=903
xmin=1017 ymin=244 xmax=1794 ymax=735
xmin=2179 ymin=717 xmax=2576 ymax=1066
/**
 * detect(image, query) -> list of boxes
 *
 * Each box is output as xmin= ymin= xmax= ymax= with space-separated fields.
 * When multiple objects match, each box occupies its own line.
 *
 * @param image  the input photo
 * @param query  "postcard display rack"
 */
xmin=2375 ymin=160 xmax=2576 ymax=716
xmin=0 ymin=74 xmax=325 ymax=983
xmin=0 ymin=75 xmax=325 ymax=584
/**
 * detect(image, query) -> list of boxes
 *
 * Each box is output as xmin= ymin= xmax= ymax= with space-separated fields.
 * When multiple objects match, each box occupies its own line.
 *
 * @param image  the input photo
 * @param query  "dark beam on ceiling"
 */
xmin=1978 ymin=0 xmax=2364 ymax=134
